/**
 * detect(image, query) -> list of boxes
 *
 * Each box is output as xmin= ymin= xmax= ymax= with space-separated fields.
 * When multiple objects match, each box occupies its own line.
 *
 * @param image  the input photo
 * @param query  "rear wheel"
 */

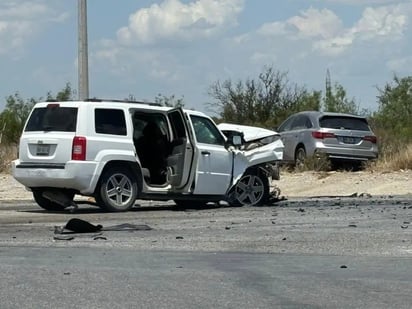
xmin=295 ymin=147 xmax=306 ymax=168
xmin=96 ymin=166 xmax=138 ymax=212
xmin=32 ymin=189 xmax=74 ymax=211
xmin=229 ymin=171 xmax=269 ymax=206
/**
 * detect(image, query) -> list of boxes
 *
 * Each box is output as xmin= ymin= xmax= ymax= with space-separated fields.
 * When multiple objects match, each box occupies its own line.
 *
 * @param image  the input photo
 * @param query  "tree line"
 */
xmin=1 ymin=66 xmax=411 ymax=154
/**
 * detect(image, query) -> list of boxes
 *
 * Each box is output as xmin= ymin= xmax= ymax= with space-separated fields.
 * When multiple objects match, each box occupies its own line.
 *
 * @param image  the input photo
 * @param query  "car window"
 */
xmin=278 ymin=116 xmax=295 ymax=132
xmin=319 ymin=116 xmax=370 ymax=131
xmin=95 ymin=109 xmax=127 ymax=135
xmin=25 ymin=106 xmax=78 ymax=132
xmin=168 ymin=110 xmax=186 ymax=139
xmin=190 ymin=115 xmax=225 ymax=145
xmin=132 ymin=112 xmax=169 ymax=141
xmin=291 ymin=115 xmax=312 ymax=130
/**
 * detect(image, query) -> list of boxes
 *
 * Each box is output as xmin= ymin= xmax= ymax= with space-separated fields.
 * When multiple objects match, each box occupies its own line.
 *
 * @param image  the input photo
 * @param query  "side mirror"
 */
xmin=232 ymin=135 xmax=242 ymax=146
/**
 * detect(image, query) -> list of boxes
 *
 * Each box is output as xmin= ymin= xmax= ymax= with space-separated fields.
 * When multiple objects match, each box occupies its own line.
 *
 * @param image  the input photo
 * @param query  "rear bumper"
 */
xmin=12 ymin=160 xmax=99 ymax=195
xmin=315 ymin=143 xmax=378 ymax=161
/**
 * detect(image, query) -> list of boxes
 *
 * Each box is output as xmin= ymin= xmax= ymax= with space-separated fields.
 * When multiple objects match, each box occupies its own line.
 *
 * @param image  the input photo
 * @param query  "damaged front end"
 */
xmin=218 ymin=123 xmax=284 ymax=206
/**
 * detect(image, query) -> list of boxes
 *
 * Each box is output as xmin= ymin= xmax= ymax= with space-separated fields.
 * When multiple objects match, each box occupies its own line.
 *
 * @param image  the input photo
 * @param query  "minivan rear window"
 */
xmin=319 ymin=116 xmax=370 ymax=131
xmin=25 ymin=106 xmax=78 ymax=132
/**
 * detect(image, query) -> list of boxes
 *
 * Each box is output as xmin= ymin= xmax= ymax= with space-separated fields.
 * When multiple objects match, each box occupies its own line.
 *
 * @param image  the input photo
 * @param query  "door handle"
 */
xmin=201 ymin=151 xmax=211 ymax=156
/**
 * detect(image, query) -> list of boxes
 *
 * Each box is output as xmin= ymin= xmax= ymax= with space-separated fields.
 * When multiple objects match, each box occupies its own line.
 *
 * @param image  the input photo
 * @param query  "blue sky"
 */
xmin=1 ymin=0 xmax=411 ymax=114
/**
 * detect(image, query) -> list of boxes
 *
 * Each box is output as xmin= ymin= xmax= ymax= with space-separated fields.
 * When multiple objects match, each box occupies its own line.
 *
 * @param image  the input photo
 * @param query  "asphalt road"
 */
xmin=1 ymin=196 xmax=412 ymax=308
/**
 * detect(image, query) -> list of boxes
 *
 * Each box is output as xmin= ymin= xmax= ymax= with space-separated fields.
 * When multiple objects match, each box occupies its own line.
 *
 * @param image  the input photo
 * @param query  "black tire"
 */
xmin=32 ymin=189 xmax=73 ymax=211
xmin=228 ymin=171 xmax=269 ymax=207
xmin=174 ymin=200 xmax=208 ymax=209
xmin=95 ymin=166 xmax=138 ymax=212
xmin=295 ymin=147 xmax=306 ymax=168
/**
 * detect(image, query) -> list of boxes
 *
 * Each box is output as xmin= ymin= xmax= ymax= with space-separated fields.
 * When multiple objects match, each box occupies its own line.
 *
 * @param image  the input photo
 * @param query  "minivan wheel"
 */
xmin=229 ymin=172 xmax=269 ymax=206
xmin=32 ymin=189 xmax=73 ymax=211
xmin=96 ymin=167 xmax=138 ymax=212
xmin=295 ymin=147 xmax=306 ymax=168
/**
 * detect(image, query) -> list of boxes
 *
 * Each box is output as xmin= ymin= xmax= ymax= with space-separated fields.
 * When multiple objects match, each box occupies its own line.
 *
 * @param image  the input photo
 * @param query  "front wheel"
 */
xmin=229 ymin=172 xmax=269 ymax=207
xmin=95 ymin=166 xmax=138 ymax=212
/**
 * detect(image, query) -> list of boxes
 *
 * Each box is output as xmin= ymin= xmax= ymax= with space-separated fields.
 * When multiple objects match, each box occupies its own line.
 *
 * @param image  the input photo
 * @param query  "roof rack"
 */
xmin=85 ymin=98 xmax=162 ymax=106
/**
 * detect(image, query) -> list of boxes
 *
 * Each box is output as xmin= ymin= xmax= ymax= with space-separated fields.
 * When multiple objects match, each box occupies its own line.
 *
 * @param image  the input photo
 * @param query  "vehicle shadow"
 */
xmin=20 ymin=200 xmax=228 ymax=215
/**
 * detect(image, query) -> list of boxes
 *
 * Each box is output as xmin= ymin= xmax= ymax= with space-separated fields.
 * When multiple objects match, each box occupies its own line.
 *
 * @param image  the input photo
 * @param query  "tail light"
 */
xmin=363 ymin=136 xmax=377 ymax=144
xmin=72 ymin=136 xmax=87 ymax=160
xmin=312 ymin=131 xmax=335 ymax=139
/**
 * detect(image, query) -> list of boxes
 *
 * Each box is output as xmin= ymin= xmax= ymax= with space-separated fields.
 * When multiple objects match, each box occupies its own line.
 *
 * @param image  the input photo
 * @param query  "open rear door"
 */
xmin=166 ymin=108 xmax=195 ymax=191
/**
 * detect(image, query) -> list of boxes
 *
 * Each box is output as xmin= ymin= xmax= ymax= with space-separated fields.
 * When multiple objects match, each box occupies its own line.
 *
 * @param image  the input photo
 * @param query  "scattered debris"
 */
xmin=93 ymin=236 xmax=107 ymax=240
xmin=54 ymin=218 xmax=152 ymax=235
xmin=53 ymin=235 xmax=75 ymax=241
xmin=358 ymin=193 xmax=372 ymax=198
xmin=55 ymin=218 xmax=102 ymax=234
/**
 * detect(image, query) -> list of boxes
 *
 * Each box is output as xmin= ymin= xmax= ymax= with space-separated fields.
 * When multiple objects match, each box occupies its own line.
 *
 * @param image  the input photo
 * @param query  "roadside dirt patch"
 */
xmin=1 ymin=170 xmax=411 ymax=201
xmin=277 ymin=170 xmax=412 ymax=198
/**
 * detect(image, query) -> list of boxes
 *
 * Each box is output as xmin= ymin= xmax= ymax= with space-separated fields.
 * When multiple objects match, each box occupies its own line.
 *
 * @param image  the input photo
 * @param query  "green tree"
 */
xmin=46 ymin=83 xmax=75 ymax=102
xmin=323 ymin=70 xmax=358 ymax=114
xmin=0 ymin=93 xmax=36 ymax=144
xmin=373 ymin=75 xmax=412 ymax=145
xmin=208 ymin=66 xmax=321 ymax=128
xmin=0 ymin=83 xmax=75 ymax=144
xmin=154 ymin=93 xmax=185 ymax=108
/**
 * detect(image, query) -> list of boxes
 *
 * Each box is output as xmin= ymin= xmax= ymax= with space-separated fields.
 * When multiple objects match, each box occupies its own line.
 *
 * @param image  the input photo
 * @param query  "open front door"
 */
xmin=166 ymin=108 xmax=195 ymax=191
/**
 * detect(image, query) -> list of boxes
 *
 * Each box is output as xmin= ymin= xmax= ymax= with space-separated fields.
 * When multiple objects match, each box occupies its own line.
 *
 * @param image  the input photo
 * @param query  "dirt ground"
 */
xmin=1 ymin=170 xmax=411 ymax=201
xmin=277 ymin=169 xmax=412 ymax=198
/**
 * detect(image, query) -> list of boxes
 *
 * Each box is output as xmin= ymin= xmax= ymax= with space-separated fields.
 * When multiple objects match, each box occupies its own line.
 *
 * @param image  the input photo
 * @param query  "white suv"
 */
xmin=12 ymin=99 xmax=284 ymax=212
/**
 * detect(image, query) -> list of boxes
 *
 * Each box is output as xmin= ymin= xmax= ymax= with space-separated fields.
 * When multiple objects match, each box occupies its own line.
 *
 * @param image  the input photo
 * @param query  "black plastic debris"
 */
xmin=54 ymin=218 xmax=152 ymax=234
xmin=53 ymin=235 xmax=75 ymax=241
xmin=55 ymin=218 xmax=102 ymax=234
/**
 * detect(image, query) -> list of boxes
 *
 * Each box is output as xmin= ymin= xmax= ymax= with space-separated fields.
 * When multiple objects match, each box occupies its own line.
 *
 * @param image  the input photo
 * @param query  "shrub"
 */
xmin=0 ymin=144 xmax=17 ymax=173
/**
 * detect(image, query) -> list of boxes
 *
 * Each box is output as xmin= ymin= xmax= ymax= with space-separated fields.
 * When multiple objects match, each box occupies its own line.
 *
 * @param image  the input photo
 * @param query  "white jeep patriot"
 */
xmin=12 ymin=99 xmax=283 ymax=212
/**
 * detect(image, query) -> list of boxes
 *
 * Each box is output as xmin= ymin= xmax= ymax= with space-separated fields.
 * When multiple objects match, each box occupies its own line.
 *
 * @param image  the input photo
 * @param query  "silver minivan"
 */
xmin=277 ymin=111 xmax=378 ymax=167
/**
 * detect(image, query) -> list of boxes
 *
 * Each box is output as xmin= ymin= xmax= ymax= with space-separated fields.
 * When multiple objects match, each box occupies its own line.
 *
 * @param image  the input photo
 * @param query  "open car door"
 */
xmin=166 ymin=108 xmax=195 ymax=192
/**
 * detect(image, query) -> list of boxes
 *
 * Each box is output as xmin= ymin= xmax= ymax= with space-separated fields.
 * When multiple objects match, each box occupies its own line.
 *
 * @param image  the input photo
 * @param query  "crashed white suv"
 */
xmin=12 ymin=99 xmax=284 ymax=212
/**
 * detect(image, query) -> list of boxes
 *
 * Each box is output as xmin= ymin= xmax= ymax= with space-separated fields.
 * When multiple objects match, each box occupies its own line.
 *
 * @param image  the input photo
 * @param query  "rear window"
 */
xmin=25 ymin=106 xmax=78 ymax=132
xmin=319 ymin=116 xmax=370 ymax=131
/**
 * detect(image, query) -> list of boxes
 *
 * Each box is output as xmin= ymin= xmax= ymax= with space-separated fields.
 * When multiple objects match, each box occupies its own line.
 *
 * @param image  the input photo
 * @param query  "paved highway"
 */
xmin=1 ymin=196 xmax=412 ymax=308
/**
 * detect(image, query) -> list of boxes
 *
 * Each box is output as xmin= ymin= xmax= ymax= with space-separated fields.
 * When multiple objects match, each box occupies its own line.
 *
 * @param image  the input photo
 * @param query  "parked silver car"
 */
xmin=277 ymin=111 xmax=378 ymax=167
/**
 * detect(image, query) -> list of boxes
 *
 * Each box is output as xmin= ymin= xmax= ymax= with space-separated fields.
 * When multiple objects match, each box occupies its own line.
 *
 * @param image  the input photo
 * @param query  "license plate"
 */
xmin=342 ymin=137 xmax=356 ymax=144
xmin=36 ymin=144 xmax=50 ymax=156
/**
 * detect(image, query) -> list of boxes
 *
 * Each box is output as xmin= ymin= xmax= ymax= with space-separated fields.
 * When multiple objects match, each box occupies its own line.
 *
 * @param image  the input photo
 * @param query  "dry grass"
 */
xmin=294 ymin=152 xmax=331 ymax=172
xmin=0 ymin=144 xmax=17 ymax=173
xmin=370 ymin=143 xmax=412 ymax=172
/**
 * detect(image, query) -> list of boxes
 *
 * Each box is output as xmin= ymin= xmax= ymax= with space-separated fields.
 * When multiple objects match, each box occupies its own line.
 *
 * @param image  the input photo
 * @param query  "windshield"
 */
xmin=25 ymin=107 xmax=78 ymax=132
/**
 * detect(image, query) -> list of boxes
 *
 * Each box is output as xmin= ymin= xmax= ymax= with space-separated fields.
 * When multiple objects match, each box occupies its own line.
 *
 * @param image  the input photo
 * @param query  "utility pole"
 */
xmin=78 ymin=0 xmax=89 ymax=100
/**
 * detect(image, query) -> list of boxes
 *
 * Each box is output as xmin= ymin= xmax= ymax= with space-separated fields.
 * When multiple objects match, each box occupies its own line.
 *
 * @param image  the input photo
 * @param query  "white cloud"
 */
xmin=288 ymin=8 xmax=343 ymax=39
xmin=0 ymin=0 xmax=69 ymax=56
xmin=322 ymin=0 xmax=402 ymax=4
xmin=255 ymin=4 xmax=409 ymax=56
xmin=353 ymin=6 xmax=407 ymax=39
xmin=116 ymin=0 xmax=244 ymax=45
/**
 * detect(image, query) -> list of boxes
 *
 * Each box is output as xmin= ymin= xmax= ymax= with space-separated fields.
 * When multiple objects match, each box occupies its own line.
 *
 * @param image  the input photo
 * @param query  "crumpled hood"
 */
xmin=217 ymin=123 xmax=279 ymax=142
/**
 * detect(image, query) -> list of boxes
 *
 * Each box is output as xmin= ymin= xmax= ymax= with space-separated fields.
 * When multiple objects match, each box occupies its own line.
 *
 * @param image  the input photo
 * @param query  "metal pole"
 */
xmin=78 ymin=0 xmax=89 ymax=100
